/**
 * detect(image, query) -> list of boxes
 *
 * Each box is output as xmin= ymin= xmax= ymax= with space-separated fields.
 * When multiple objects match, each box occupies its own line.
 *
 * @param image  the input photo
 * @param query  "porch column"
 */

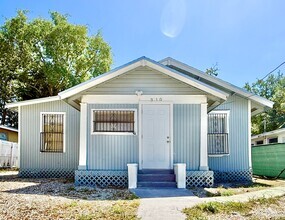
xmin=78 ymin=102 xmax=87 ymax=170
xmin=200 ymin=103 xmax=209 ymax=171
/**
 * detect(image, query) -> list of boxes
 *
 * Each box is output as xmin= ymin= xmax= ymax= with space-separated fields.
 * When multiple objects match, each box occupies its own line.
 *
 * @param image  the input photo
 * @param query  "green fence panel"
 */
xmin=252 ymin=143 xmax=285 ymax=179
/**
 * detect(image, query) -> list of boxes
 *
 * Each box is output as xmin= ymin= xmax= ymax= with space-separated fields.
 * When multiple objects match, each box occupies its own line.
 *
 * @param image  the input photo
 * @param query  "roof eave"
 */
xmin=160 ymin=57 xmax=273 ymax=109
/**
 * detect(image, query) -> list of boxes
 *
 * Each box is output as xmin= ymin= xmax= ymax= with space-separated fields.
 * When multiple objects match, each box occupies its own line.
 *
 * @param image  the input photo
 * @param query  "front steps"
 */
xmin=137 ymin=169 xmax=176 ymax=188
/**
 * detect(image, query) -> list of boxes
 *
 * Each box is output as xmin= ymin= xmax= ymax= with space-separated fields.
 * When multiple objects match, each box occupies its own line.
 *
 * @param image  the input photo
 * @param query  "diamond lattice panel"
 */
xmin=75 ymin=170 xmax=128 ymax=187
xmin=186 ymin=171 xmax=214 ymax=187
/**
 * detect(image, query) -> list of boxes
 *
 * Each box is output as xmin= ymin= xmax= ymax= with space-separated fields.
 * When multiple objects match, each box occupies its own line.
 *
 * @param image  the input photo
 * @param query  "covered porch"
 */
xmin=74 ymin=94 xmax=222 ymax=188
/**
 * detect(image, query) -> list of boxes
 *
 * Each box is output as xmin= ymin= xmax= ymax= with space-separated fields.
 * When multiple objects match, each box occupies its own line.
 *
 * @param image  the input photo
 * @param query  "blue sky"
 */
xmin=1 ymin=0 xmax=285 ymax=87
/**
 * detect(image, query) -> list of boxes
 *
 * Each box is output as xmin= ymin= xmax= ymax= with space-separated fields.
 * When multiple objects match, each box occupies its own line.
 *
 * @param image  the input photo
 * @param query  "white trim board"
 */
xmin=0 ymin=125 xmax=18 ymax=132
xmin=82 ymin=95 xmax=207 ymax=104
xmin=90 ymin=108 xmax=138 ymax=136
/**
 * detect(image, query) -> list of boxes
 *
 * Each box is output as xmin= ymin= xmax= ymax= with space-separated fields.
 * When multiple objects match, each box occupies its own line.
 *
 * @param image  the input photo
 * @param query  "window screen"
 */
xmin=93 ymin=110 xmax=135 ymax=133
xmin=40 ymin=113 xmax=64 ymax=152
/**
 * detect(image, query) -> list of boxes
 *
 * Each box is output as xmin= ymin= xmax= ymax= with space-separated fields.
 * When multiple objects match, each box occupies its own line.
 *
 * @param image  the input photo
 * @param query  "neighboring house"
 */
xmin=251 ymin=128 xmax=285 ymax=146
xmin=0 ymin=125 xmax=18 ymax=142
xmin=7 ymin=56 xmax=273 ymax=188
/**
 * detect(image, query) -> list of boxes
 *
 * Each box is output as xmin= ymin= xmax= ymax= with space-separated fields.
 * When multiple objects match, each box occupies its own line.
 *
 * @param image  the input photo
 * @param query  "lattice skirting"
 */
xmin=75 ymin=170 xmax=128 ymax=187
xmin=19 ymin=169 xmax=75 ymax=178
xmin=213 ymin=170 xmax=252 ymax=183
xmin=186 ymin=171 xmax=214 ymax=187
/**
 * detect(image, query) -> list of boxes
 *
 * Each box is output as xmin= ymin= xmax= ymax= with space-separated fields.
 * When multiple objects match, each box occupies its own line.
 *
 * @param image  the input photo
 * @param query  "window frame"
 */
xmin=208 ymin=110 xmax=230 ymax=157
xmin=91 ymin=109 xmax=137 ymax=135
xmin=40 ymin=112 xmax=66 ymax=153
xmin=256 ymin=140 xmax=264 ymax=145
xmin=268 ymin=137 xmax=278 ymax=144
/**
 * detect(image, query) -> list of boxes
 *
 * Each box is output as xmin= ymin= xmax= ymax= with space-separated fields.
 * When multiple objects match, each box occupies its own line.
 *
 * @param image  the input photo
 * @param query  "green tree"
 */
xmin=206 ymin=63 xmax=219 ymax=76
xmin=0 ymin=11 xmax=113 ymax=127
xmin=244 ymin=72 xmax=285 ymax=134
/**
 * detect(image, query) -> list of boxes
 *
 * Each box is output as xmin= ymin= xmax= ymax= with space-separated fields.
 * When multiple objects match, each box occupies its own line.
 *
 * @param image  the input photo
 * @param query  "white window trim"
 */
xmin=208 ymin=110 xmax=230 ymax=157
xmin=91 ymin=109 xmax=137 ymax=135
xmin=40 ymin=112 xmax=66 ymax=153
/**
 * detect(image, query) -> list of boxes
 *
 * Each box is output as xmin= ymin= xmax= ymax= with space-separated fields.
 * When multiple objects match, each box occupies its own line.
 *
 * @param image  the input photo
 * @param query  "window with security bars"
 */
xmin=93 ymin=110 xmax=136 ymax=133
xmin=208 ymin=111 xmax=229 ymax=155
xmin=40 ymin=113 xmax=64 ymax=152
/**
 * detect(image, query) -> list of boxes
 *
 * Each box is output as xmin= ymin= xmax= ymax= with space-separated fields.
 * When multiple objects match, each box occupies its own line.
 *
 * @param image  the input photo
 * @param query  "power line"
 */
xmin=260 ymin=61 xmax=285 ymax=81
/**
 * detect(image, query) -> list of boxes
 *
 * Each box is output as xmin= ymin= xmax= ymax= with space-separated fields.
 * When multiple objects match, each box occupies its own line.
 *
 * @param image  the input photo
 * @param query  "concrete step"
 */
xmin=137 ymin=181 xmax=177 ymax=188
xmin=138 ymin=174 xmax=175 ymax=182
xmin=138 ymin=169 xmax=174 ymax=174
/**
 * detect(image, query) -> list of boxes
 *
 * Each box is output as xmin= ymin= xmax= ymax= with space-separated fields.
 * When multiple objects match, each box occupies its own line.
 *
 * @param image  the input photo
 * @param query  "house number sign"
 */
xmin=150 ymin=97 xmax=163 ymax=102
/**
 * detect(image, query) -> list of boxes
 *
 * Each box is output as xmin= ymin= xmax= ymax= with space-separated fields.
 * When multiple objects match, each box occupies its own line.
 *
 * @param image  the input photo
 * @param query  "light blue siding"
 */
xmin=20 ymin=100 xmax=80 ymax=170
xmin=209 ymin=95 xmax=250 ymax=171
xmin=87 ymin=104 xmax=139 ymax=170
xmin=173 ymin=104 xmax=201 ymax=170
xmin=85 ymin=66 xmax=207 ymax=95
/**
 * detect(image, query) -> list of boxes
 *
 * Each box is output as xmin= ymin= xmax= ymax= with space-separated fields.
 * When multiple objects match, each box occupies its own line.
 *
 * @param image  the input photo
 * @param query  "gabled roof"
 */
xmin=0 ymin=125 xmax=18 ymax=132
xmin=7 ymin=96 xmax=60 ymax=108
xmin=7 ymin=56 xmax=273 ymax=114
xmin=160 ymin=57 xmax=274 ymax=109
xmin=58 ymin=56 xmax=228 ymax=101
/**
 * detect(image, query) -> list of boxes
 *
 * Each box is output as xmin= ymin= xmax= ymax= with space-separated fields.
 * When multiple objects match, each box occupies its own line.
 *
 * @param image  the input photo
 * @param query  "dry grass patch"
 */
xmin=48 ymin=199 xmax=140 ymax=220
xmin=0 ymin=177 xmax=140 ymax=220
xmin=183 ymin=196 xmax=282 ymax=220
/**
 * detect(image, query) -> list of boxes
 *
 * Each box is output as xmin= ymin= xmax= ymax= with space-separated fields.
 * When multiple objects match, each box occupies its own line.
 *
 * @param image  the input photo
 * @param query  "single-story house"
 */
xmin=251 ymin=128 xmax=285 ymax=146
xmin=7 ymin=56 xmax=273 ymax=188
xmin=0 ymin=125 xmax=18 ymax=142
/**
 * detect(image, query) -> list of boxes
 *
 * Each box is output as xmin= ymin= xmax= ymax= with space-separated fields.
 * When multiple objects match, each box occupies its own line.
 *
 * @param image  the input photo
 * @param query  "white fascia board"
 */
xmin=160 ymin=57 xmax=274 ymax=108
xmin=251 ymin=128 xmax=285 ymax=139
xmin=6 ymin=96 xmax=60 ymax=108
xmin=145 ymin=59 xmax=229 ymax=100
xmin=58 ymin=58 xmax=143 ymax=100
xmin=0 ymin=125 xmax=18 ymax=132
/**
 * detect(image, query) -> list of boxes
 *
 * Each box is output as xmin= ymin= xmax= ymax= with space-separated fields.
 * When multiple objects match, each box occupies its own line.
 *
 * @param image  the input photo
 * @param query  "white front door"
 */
xmin=142 ymin=104 xmax=171 ymax=169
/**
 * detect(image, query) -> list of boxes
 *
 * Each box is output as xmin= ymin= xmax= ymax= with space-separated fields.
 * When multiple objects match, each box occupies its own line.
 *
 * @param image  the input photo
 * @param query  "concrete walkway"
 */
xmin=133 ymin=186 xmax=285 ymax=220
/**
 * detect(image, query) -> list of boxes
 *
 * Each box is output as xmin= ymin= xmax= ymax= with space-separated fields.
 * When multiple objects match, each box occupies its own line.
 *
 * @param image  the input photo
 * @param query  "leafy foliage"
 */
xmin=0 ymin=11 xmax=113 ymax=127
xmin=244 ymin=72 xmax=285 ymax=134
xmin=205 ymin=63 xmax=219 ymax=76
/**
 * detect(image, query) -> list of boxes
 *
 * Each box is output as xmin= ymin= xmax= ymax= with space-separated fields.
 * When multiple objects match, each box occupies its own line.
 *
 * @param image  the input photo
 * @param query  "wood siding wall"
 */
xmin=20 ymin=100 xmax=80 ymax=170
xmin=173 ymin=104 xmax=201 ymax=170
xmin=86 ymin=103 xmax=201 ymax=170
xmin=208 ymin=95 xmax=250 ymax=171
xmin=87 ymin=104 xmax=139 ymax=170
xmin=85 ymin=66 xmax=207 ymax=95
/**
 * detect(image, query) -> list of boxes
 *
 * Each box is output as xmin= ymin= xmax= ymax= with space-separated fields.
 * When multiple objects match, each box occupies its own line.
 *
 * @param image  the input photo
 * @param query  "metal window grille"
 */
xmin=93 ymin=110 xmax=135 ymax=133
xmin=208 ymin=113 xmax=229 ymax=155
xmin=40 ymin=114 xmax=64 ymax=153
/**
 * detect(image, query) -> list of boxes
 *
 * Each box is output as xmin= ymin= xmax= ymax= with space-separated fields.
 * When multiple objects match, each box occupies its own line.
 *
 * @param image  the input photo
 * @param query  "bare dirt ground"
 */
xmin=0 ymin=172 xmax=138 ymax=220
